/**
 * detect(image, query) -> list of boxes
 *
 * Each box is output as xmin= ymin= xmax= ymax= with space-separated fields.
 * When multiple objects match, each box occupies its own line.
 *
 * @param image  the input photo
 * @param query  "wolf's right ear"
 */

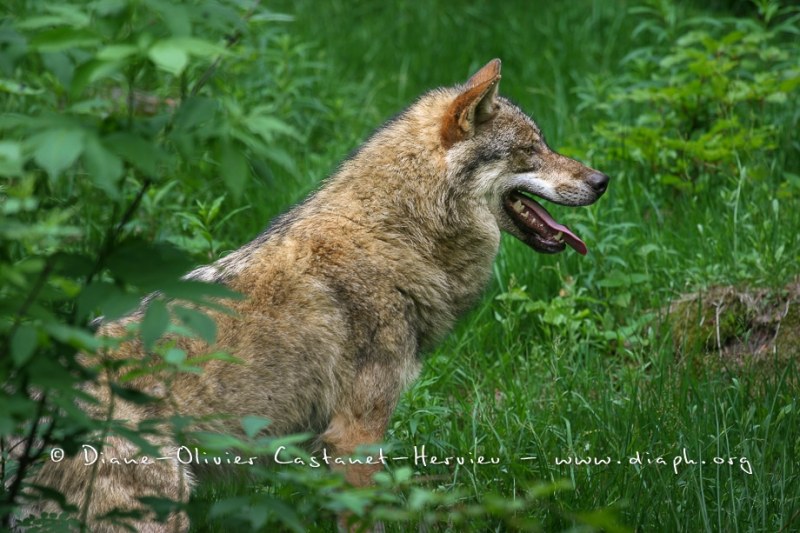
xmin=441 ymin=59 xmax=502 ymax=149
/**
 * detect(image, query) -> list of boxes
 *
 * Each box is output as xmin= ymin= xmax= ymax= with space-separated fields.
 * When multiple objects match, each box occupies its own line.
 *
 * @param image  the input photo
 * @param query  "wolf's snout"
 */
xmin=586 ymin=171 xmax=610 ymax=195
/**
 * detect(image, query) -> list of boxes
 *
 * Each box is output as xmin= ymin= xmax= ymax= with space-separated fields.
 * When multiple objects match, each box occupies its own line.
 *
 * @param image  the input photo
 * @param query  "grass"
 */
xmin=132 ymin=0 xmax=800 ymax=530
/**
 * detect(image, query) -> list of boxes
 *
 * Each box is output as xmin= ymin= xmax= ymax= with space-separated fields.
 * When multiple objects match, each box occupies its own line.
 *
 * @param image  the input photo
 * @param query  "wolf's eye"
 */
xmin=523 ymin=144 xmax=540 ymax=155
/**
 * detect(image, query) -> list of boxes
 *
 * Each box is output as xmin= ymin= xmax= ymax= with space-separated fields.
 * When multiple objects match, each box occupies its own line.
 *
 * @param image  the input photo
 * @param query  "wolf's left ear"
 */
xmin=441 ymin=59 xmax=502 ymax=149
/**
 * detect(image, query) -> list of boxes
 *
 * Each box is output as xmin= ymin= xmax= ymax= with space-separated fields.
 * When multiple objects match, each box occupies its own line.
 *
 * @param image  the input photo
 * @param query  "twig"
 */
xmin=779 ymin=507 xmax=800 ymax=533
xmin=2 ymin=176 xmax=150 ymax=526
xmin=1 ymin=392 xmax=48 ymax=526
xmin=770 ymin=300 xmax=791 ymax=356
xmin=82 ymin=178 xmax=151 ymax=289
xmin=1 ymin=259 xmax=54 ymax=356
xmin=714 ymin=301 xmax=723 ymax=358
xmin=190 ymin=0 xmax=263 ymax=97
xmin=0 ymin=438 xmax=5 ymax=495
xmin=79 ymin=372 xmax=116 ymax=532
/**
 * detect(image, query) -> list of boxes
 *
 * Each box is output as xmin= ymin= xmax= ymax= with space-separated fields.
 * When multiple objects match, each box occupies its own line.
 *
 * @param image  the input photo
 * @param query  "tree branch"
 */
xmin=190 ymin=0 xmax=263 ymax=97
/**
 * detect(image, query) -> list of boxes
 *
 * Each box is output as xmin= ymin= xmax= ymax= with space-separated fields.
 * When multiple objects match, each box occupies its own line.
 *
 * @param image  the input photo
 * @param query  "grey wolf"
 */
xmin=18 ymin=58 xmax=608 ymax=531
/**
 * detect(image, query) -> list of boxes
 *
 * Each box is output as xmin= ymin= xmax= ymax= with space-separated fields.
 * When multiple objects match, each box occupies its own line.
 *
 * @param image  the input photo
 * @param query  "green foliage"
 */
xmin=580 ymin=1 xmax=800 ymax=194
xmin=0 ymin=0 xmax=304 ymax=529
xmin=495 ymin=272 xmax=655 ymax=355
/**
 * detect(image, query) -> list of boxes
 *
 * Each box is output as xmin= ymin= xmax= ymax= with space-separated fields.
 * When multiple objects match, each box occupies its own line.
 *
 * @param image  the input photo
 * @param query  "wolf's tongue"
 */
xmin=521 ymin=196 xmax=588 ymax=255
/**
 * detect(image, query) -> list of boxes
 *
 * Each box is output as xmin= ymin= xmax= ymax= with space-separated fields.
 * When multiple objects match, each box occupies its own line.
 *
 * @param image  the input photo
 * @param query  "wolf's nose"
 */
xmin=587 ymin=172 xmax=609 ymax=194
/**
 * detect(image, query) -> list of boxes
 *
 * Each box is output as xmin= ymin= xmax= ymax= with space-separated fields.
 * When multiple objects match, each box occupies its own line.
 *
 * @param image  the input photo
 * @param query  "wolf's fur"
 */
xmin=19 ymin=59 xmax=607 ymax=531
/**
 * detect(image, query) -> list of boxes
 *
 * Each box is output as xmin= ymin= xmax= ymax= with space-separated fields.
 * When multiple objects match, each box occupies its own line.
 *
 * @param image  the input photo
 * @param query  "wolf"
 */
xmin=18 ymin=59 xmax=608 ymax=531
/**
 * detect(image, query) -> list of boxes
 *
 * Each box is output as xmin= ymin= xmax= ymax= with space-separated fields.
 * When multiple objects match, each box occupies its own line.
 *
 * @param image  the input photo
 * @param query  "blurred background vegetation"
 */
xmin=1 ymin=0 xmax=799 ymax=531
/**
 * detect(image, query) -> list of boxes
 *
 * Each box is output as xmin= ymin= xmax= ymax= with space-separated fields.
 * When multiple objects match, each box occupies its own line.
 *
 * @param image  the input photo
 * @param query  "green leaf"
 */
xmin=246 ymin=112 xmax=301 ymax=140
xmin=31 ymin=128 xmax=86 ymax=180
xmin=0 ymin=141 xmax=23 ymax=176
xmin=527 ymin=479 xmax=574 ymax=498
xmin=148 ymin=41 xmax=188 ymax=75
xmin=18 ymin=4 xmax=92 ymax=29
xmin=11 ymin=324 xmax=38 ymax=367
xmin=141 ymin=0 xmax=192 ymax=36
xmin=42 ymin=50 xmax=75 ymax=86
xmin=193 ymin=431 xmax=245 ymax=451
xmin=77 ymin=281 xmax=141 ymax=322
xmin=0 ymin=79 xmax=44 ymax=95
xmin=17 ymin=16 xmax=75 ymax=30
xmin=173 ymin=97 xmax=218 ymax=131
xmin=82 ymin=135 xmax=124 ymax=197
xmin=71 ymin=59 xmax=125 ymax=97
xmin=218 ymin=140 xmax=249 ymax=199
xmin=100 ymin=290 xmax=141 ymax=322
xmin=96 ymin=44 xmax=139 ymax=61
xmin=93 ymin=0 xmax=128 ymax=17
xmin=76 ymin=281 xmax=114 ymax=321
xmin=106 ymin=240 xmax=194 ymax=289
xmin=250 ymin=11 xmax=295 ymax=23
xmin=53 ymin=252 xmax=94 ymax=277
xmin=45 ymin=323 xmax=102 ymax=352
xmin=245 ymin=115 xmax=299 ymax=142
xmin=765 ymin=92 xmax=787 ymax=104
xmin=210 ymin=497 xmax=250 ymax=519
xmin=596 ymin=271 xmax=649 ymax=289
xmin=141 ymin=300 xmax=169 ymax=350
xmin=159 ymin=280 xmax=242 ymax=310
xmin=241 ymin=415 xmax=271 ymax=438
xmin=542 ymin=305 xmax=568 ymax=326
xmin=0 ymin=196 xmax=38 ymax=215
xmin=166 ymin=37 xmax=228 ymax=58
xmin=30 ymin=28 xmax=100 ymax=52
xmin=164 ymin=347 xmax=187 ymax=365
xmin=110 ymin=382 xmax=156 ymax=405
xmin=136 ymin=497 xmax=177 ymax=523
xmin=174 ymin=306 xmax=217 ymax=344
xmin=575 ymin=508 xmax=631 ymax=533
xmin=611 ymin=292 xmax=632 ymax=308
xmin=262 ymin=146 xmax=297 ymax=176
xmin=105 ymin=132 xmax=163 ymax=177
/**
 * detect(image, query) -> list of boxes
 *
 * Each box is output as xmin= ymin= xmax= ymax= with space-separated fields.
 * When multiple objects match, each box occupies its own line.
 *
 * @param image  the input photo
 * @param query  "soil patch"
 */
xmin=664 ymin=278 xmax=800 ymax=367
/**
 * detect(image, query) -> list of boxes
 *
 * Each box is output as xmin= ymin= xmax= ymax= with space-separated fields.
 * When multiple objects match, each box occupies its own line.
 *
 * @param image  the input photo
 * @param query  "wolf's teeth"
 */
xmin=513 ymin=200 xmax=525 ymax=213
xmin=554 ymin=232 xmax=563 ymax=242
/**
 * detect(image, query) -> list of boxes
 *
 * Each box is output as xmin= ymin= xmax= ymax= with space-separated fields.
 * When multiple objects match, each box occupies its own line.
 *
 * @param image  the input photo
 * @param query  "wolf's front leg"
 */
xmin=322 ymin=411 xmax=388 ymax=487
xmin=321 ymin=359 xmax=413 ymax=532
xmin=323 ymin=410 xmax=389 ymax=533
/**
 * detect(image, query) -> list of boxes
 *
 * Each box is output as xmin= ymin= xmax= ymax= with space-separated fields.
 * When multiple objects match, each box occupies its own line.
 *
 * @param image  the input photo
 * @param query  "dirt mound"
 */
xmin=664 ymin=279 xmax=800 ymax=366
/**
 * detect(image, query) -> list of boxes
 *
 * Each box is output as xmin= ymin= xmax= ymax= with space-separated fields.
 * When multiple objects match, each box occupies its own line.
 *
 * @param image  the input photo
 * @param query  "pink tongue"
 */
xmin=520 ymin=196 xmax=588 ymax=255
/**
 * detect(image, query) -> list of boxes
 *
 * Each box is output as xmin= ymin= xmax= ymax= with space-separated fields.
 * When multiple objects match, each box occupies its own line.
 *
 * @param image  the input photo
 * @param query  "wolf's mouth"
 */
xmin=503 ymin=191 xmax=587 ymax=255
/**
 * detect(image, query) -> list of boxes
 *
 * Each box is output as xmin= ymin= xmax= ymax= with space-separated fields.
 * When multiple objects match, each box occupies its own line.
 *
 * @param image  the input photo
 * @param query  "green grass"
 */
xmin=182 ymin=0 xmax=800 ymax=531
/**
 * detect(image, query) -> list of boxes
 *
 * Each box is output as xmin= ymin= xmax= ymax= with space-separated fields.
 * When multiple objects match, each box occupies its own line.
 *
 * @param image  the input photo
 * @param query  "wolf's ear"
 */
xmin=441 ymin=59 xmax=502 ymax=149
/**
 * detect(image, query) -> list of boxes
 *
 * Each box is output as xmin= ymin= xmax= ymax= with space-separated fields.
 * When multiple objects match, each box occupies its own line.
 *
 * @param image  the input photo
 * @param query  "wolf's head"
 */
xmin=439 ymin=59 xmax=608 ymax=255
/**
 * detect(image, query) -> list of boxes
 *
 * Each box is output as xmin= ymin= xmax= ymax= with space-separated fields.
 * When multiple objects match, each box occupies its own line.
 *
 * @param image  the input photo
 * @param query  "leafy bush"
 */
xmin=576 ymin=0 xmax=800 ymax=194
xmin=0 ymin=0 xmax=307 ymax=529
